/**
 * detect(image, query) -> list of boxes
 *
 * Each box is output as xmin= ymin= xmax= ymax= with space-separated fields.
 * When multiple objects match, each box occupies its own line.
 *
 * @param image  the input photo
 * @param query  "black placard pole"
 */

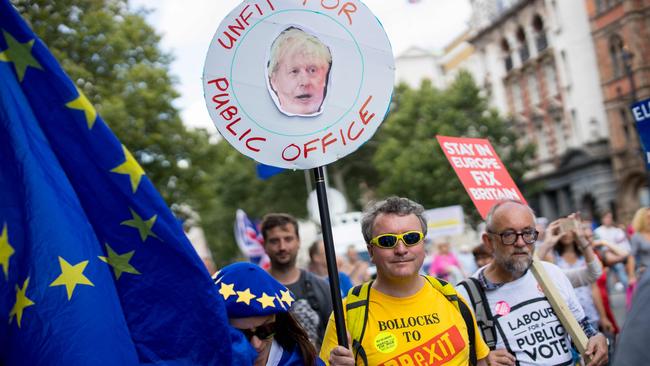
xmin=312 ymin=166 xmax=348 ymax=348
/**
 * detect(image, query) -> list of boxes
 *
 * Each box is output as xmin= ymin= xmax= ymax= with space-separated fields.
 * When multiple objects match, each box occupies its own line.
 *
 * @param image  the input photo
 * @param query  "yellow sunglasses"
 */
xmin=369 ymin=231 xmax=424 ymax=248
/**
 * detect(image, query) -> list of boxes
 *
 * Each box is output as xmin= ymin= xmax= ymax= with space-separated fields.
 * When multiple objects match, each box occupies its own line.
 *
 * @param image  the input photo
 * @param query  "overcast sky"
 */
xmin=129 ymin=0 xmax=472 ymax=131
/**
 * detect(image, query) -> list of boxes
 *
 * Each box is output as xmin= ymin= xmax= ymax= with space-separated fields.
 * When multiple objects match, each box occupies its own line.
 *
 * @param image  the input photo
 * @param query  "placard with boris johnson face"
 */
xmin=203 ymin=0 xmax=394 ymax=170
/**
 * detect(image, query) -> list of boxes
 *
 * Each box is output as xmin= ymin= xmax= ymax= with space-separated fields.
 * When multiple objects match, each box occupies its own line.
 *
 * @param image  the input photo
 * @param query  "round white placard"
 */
xmin=203 ymin=0 xmax=394 ymax=169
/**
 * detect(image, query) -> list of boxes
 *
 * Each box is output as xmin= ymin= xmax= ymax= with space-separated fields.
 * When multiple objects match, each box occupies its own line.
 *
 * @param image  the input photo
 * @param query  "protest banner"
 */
xmin=530 ymin=259 xmax=590 ymax=359
xmin=436 ymin=135 xmax=526 ymax=219
xmin=204 ymin=0 xmax=395 ymax=347
xmin=203 ymin=0 xmax=394 ymax=170
xmin=423 ymin=205 xmax=464 ymax=238
xmin=630 ymin=97 xmax=650 ymax=170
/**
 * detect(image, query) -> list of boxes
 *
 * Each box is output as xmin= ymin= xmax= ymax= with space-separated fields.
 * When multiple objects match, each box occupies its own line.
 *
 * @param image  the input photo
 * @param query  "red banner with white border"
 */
xmin=436 ymin=135 xmax=526 ymax=219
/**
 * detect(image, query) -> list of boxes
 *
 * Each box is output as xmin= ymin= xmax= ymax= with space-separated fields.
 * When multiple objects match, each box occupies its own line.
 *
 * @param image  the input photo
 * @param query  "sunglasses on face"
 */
xmin=236 ymin=321 xmax=276 ymax=341
xmin=369 ymin=231 xmax=424 ymax=248
xmin=487 ymin=229 xmax=538 ymax=245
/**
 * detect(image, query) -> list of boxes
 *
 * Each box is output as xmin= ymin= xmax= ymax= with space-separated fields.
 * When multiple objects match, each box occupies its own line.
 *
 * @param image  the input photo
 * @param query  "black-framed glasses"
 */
xmin=369 ymin=231 xmax=424 ymax=248
xmin=236 ymin=322 xmax=276 ymax=341
xmin=487 ymin=229 xmax=538 ymax=245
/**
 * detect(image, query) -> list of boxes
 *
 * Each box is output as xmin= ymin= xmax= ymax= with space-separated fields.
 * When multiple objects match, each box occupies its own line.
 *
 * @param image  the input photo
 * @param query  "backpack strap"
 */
xmin=301 ymin=270 xmax=321 ymax=312
xmin=345 ymin=280 xmax=373 ymax=366
xmin=459 ymin=277 xmax=497 ymax=350
xmin=424 ymin=276 xmax=477 ymax=366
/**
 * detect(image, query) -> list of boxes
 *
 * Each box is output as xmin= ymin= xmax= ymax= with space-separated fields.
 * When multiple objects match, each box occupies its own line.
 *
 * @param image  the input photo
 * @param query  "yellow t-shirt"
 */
xmin=320 ymin=281 xmax=489 ymax=365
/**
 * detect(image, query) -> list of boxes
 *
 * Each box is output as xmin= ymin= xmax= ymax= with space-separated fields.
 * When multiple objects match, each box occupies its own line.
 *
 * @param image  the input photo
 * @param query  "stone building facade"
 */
xmin=466 ymin=0 xmax=618 ymax=221
xmin=585 ymin=0 xmax=650 ymax=223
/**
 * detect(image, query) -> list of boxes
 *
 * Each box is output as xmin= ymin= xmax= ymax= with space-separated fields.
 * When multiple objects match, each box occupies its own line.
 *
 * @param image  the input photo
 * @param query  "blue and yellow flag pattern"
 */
xmin=0 ymin=1 xmax=253 ymax=364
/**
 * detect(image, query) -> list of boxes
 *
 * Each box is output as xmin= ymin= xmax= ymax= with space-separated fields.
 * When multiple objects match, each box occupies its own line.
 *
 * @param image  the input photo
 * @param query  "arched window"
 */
xmin=532 ymin=14 xmax=547 ymax=52
xmin=609 ymin=34 xmax=625 ymax=78
xmin=501 ymin=38 xmax=513 ymax=71
xmin=517 ymin=26 xmax=529 ymax=62
xmin=620 ymin=107 xmax=630 ymax=140
xmin=544 ymin=63 xmax=559 ymax=96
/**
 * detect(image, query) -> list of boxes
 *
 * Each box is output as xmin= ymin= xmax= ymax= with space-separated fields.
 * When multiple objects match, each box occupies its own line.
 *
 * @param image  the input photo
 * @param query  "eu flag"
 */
xmin=0 ymin=2 xmax=253 ymax=364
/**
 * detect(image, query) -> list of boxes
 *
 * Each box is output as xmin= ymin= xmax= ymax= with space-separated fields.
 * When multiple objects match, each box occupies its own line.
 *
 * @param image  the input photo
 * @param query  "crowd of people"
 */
xmin=213 ymin=198 xmax=650 ymax=365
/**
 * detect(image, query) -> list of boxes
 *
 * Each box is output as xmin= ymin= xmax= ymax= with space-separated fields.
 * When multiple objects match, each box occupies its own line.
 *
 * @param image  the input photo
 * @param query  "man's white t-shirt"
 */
xmin=594 ymin=225 xmax=631 ymax=252
xmin=457 ymin=261 xmax=586 ymax=366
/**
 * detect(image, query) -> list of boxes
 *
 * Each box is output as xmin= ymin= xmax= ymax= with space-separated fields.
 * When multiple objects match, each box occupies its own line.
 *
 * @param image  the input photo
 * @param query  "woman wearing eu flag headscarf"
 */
xmin=215 ymin=262 xmax=324 ymax=366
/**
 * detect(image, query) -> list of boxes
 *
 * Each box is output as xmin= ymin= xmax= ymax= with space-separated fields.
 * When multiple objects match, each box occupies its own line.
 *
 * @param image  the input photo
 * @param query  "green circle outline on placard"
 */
xmin=229 ymin=9 xmax=365 ymax=137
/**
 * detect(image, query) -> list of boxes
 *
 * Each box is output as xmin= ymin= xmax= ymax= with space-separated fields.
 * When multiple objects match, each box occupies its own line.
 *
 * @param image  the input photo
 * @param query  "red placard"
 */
xmin=436 ymin=135 xmax=526 ymax=219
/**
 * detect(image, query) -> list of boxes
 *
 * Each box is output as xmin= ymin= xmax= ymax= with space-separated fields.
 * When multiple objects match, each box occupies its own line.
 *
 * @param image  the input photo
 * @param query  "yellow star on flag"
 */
xmin=219 ymin=282 xmax=236 ymax=300
xmin=121 ymin=208 xmax=158 ymax=242
xmin=49 ymin=257 xmax=95 ymax=300
xmin=9 ymin=277 xmax=35 ymax=328
xmin=236 ymin=288 xmax=256 ymax=305
xmin=257 ymin=292 xmax=276 ymax=309
xmin=280 ymin=289 xmax=294 ymax=307
xmin=0 ymin=30 xmax=43 ymax=82
xmin=0 ymin=223 xmax=14 ymax=280
xmin=98 ymin=243 xmax=141 ymax=280
xmin=65 ymin=87 xmax=97 ymax=129
xmin=110 ymin=145 xmax=145 ymax=193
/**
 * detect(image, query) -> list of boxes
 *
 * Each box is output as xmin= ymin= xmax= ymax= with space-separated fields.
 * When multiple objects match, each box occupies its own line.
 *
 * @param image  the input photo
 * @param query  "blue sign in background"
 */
xmin=630 ymin=97 xmax=650 ymax=170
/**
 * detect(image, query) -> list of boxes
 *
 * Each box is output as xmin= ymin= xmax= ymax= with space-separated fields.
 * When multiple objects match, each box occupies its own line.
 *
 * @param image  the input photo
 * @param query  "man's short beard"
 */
xmin=496 ymin=254 xmax=532 ymax=278
xmin=271 ymin=255 xmax=297 ymax=271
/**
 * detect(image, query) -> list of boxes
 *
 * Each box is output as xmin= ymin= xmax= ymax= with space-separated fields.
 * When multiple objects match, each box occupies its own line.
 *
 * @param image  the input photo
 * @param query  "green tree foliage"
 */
xmin=369 ymin=72 xmax=535 ymax=223
xmin=200 ymin=143 xmax=310 ymax=265
xmin=13 ymin=0 xmax=191 ymax=203
xmin=13 ymin=0 xmax=312 ymax=266
xmin=11 ymin=0 xmax=234 ymax=264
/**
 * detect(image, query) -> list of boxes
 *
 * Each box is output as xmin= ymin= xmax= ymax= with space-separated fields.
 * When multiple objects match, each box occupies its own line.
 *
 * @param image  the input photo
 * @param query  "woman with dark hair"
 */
xmin=215 ymin=262 xmax=323 ymax=366
xmin=538 ymin=216 xmax=614 ymax=334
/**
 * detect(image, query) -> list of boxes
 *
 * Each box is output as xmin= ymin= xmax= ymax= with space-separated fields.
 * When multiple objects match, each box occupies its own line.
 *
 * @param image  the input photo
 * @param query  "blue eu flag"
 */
xmin=0 ymin=2 xmax=253 ymax=364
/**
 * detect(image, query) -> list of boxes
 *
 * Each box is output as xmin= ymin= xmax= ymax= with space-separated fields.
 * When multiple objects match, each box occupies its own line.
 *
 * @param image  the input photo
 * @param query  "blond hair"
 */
xmin=631 ymin=207 xmax=650 ymax=233
xmin=268 ymin=27 xmax=331 ymax=76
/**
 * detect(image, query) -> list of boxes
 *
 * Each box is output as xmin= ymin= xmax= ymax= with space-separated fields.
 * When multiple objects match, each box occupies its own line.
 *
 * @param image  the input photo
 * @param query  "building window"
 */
xmin=620 ymin=108 xmax=631 ymax=140
xmin=532 ymin=14 xmax=547 ymax=52
xmin=639 ymin=187 xmax=650 ymax=207
xmin=528 ymin=73 xmax=540 ymax=105
xmin=512 ymin=82 xmax=524 ymax=113
xmin=517 ymin=26 xmax=529 ymax=63
xmin=609 ymin=34 xmax=625 ymax=78
xmin=597 ymin=0 xmax=624 ymax=13
xmin=554 ymin=117 xmax=566 ymax=154
xmin=561 ymin=50 xmax=572 ymax=88
xmin=536 ymin=123 xmax=549 ymax=160
xmin=501 ymin=38 xmax=513 ymax=71
xmin=544 ymin=63 xmax=559 ymax=97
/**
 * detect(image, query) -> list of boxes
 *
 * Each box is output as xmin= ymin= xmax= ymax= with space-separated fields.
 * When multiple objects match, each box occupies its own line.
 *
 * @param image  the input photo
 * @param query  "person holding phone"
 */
xmin=538 ymin=216 xmax=613 ymax=334
xmin=536 ymin=214 xmax=603 ymax=288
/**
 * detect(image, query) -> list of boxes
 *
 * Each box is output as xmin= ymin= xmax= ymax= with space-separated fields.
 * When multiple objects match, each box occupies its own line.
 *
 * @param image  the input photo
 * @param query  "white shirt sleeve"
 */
xmin=541 ymin=261 xmax=586 ymax=322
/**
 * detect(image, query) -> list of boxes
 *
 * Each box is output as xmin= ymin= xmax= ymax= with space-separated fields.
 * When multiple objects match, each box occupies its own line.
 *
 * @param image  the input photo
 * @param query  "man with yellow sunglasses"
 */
xmin=320 ymin=196 xmax=490 ymax=366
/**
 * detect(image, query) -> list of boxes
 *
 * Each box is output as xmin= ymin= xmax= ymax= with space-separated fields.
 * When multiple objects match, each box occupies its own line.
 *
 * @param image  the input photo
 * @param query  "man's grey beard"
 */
xmin=497 ymin=254 xmax=532 ymax=279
